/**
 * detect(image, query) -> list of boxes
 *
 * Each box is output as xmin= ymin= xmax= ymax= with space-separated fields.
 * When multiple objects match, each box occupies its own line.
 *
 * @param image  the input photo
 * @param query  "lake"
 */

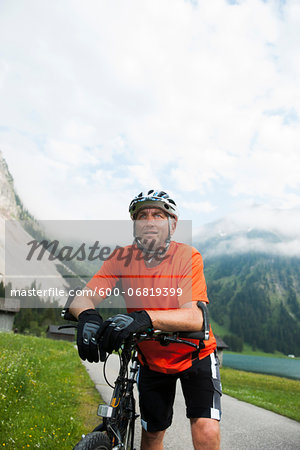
xmin=223 ymin=353 xmax=300 ymax=380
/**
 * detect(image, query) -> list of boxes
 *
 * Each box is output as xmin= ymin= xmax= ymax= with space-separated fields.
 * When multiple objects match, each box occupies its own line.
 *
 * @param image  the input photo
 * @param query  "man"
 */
xmin=69 ymin=190 xmax=221 ymax=450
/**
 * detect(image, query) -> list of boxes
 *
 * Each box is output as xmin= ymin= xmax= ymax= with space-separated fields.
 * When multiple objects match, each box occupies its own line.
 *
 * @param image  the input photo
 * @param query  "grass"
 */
xmin=1 ymin=331 xmax=299 ymax=450
xmin=223 ymin=347 xmax=295 ymax=358
xmin=220 ymin=367 xmax=300 ymax=422
xmin=209 ymin=318 xmax=230 ymax=337
xmin=0 ymin=332 xmax=102 ymax=449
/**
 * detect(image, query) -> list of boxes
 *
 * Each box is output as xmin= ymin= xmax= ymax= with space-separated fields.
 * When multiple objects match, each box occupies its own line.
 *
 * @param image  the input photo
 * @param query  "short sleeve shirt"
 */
xmin=87 ymin=241 xmax=217 ymax=373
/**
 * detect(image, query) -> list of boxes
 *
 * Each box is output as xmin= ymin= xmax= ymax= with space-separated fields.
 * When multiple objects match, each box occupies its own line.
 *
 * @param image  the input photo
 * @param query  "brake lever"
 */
xmin=134 ymin=331 xmax=199 ymax=349
xmin=160 ymin=336 xmax=199 ymax=349
xmin=58 ymin=324 xmax=78 ymax=330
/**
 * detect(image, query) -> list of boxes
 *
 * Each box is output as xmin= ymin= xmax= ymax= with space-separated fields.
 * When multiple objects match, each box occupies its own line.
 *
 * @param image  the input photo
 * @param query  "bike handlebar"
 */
xmin=60 ymin=300 xmax=210 ymax=348
xmin=61 ymin=314 xmax=207 ymax=340
xmin=58 ymin=324 xmax=205 ymax=350
xmin=132 ymin=329 xmax=205 ymax=350
xmin=62 ymin=287 xmax=210 ymax=340
xmin=61 ymin=309 xmax=77 ymax=322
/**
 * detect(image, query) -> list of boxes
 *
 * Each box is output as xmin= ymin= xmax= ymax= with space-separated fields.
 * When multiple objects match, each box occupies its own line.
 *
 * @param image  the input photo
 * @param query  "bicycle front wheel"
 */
xmin=73 ymin=432 xmax=112 ymax=450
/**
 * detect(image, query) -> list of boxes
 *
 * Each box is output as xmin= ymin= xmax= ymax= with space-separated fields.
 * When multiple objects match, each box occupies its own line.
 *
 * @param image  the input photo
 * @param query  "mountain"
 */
xmin=193 ymin=205 xmax=300 ymax=258
xmin=0 ymin=153 xmax=20 ymax=219
xmin=0 ymin=151 xmax=74 ymax=305
xmin=193 ymin=210 xmax=300 ymax=355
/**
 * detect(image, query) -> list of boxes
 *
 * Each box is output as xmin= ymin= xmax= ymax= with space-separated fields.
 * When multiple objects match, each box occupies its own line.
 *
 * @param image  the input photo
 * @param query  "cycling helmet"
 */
xmin=129 ymin=190 xmax=178 ymax=220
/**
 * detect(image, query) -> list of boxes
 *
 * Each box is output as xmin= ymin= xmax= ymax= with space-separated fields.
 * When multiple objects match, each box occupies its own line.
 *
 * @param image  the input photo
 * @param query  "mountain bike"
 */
xmin=60 ymin=322 xmax=205 ymax=450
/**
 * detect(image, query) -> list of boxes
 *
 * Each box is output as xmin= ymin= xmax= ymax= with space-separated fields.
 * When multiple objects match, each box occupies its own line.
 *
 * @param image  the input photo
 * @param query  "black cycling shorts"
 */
xmin=137 ymin=351 xmax=222 ymax=432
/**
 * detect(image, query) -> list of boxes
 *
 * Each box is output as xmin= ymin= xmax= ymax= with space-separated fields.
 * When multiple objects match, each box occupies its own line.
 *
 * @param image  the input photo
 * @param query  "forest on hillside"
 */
xmin=204 ymin=253 xmax=300 ymax=355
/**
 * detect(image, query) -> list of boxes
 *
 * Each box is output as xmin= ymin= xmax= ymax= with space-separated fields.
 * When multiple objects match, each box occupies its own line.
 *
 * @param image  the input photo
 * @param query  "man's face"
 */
xmin=135 ymin=207 xmax=176 ymax=251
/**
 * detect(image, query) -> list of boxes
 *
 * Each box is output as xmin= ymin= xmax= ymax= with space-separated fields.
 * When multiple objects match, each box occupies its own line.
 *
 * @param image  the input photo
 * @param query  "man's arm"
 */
xmin=147 ymin=301 xmax=204 ymax=332
xmin=69 ymin=291 xmax=103 ymax=319
xmin=69 ymin=296 xmax=204 ymax=331
xmin=146 ymin=247 xmax=208 ymax=333
xmin=146 ymin=248 xmax=207 ymax=333
xmin=97 ymin=301 xmax=207 ymax=354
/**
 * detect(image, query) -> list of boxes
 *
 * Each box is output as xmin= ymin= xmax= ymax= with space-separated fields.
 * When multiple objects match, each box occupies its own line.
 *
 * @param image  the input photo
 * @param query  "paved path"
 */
xmin=82 ymin=356 xmax=300 ymax=449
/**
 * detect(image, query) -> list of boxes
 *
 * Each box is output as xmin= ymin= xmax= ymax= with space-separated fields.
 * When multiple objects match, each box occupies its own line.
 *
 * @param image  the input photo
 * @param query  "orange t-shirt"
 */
xmin=87 ymin=241 xmax=216 ymax=374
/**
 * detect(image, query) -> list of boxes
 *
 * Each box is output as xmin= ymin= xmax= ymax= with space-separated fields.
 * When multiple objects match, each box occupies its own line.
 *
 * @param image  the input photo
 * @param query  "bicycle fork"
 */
xmin=97 ymin=351 xmax=139 ymax=449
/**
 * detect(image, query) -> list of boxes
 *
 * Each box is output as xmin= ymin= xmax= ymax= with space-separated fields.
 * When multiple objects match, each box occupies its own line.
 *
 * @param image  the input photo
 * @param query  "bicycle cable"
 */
xmin=103 ymin=354 xmax=115 ymax=389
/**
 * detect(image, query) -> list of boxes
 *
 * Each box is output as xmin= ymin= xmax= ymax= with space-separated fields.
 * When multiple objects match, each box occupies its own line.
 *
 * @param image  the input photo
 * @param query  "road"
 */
xmin=82 ymin=356 xmax=300 ymax=449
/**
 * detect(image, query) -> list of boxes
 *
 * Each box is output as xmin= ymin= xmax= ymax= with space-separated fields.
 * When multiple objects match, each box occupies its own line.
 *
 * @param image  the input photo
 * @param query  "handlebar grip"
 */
xmin=61 ymin=309 xmax=78 ymax=322
xmin=178 ymin=331 xmax=205 ymax=340
xmin=197 ymin=301 xmax=210 ymax=340
xmin=61 ymin=286 xmax=83 ymax=322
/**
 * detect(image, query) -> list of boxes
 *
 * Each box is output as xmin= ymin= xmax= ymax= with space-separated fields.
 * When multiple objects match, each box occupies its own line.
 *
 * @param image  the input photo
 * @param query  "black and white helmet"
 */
xmin=129 ymin=190 xmax=178 ymax=220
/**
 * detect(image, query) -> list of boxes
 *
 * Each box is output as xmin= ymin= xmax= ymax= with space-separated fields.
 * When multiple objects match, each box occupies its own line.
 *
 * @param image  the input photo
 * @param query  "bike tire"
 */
xmin=72 ymin=432 xmax=112 ymax=450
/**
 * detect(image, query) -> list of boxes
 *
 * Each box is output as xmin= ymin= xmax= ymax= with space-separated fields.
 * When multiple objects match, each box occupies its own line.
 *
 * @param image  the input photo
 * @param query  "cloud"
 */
xmin=197 ymin=204 xmax=300 ymax=237
xmin=203 ymin=236 xmax=300 ymax=258
xmin=181 ymin=201 xmax=216 ymax=214
xmin=0 ymin=0 xmax=299 ymax=226
xmin=193 ymin=203 xmax=300 ymax=256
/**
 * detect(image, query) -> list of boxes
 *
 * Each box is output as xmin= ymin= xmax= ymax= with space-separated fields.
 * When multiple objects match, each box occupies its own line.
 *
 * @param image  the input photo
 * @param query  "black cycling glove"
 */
xmin=98 ymin=310 xmax=152 ymax=354
xmin=77 ymin=309 xmax=105 ymax=363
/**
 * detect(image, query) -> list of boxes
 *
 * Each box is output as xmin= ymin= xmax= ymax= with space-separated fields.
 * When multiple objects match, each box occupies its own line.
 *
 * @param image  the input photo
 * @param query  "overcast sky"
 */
xmin=0 ymin=0 xmax=299 ymax=228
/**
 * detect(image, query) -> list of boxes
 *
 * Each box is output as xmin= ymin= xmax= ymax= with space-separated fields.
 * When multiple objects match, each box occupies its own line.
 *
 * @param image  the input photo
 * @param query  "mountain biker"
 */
xmin=69 ymin=190 xmax=221 ymax=450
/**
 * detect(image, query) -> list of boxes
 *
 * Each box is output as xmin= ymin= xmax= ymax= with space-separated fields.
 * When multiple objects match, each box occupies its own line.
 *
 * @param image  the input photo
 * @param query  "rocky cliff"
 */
xmin=0 ymin=151 xmax=20 ymax=219
xmin=0 ymin=151 xmax=71 ymax=304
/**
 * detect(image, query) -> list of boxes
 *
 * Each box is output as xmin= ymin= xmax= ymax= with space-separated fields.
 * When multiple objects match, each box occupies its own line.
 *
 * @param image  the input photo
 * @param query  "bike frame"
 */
xmin=97 ymin=339 xmax=139 ymax=449
xmin=94 ymin=331 xmax=203 ymax=450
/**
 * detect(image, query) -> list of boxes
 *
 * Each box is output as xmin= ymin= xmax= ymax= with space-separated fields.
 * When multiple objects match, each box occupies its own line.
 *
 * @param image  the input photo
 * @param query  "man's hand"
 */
xmin=77 ymin=309 xmax=105 ymax=363
xmin=98 ymin=311 xmax=152 ymax=354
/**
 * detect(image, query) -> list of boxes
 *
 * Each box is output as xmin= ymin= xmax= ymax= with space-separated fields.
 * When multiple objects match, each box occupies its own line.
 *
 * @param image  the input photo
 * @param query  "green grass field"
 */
xmin=0 ymin=332 xmax=101 ymax=449
xmin=1 ymin=332 xmax=299 ymax=450
xmin=224 ymin=347 xmax=300 ymax=359
xmin=221 ymin=367 xmax=300 ymax=422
